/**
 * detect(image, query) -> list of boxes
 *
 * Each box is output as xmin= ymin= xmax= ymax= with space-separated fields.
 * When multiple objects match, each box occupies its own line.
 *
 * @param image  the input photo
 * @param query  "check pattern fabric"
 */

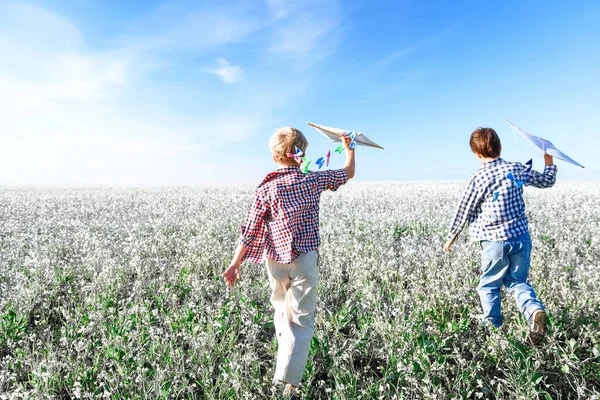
xmin=240 ymin=166 xmax=348 ymax=264
xmin=447 ymin=158 xmax=557 ymax=242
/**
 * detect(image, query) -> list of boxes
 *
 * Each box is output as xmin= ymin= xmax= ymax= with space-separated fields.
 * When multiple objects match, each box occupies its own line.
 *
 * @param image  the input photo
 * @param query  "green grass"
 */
xmin=1 ymin=184 xmax=599 ymax=398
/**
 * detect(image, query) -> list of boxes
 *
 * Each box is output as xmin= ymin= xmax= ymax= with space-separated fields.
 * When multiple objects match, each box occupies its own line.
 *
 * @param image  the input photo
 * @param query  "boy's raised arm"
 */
xmin=316 ymin=135 xmax=354 ymax=192
xmin=524 ymin=153 xmax=557 ymax=189
xmin=342 ymin=135 xmax=355 ymax=179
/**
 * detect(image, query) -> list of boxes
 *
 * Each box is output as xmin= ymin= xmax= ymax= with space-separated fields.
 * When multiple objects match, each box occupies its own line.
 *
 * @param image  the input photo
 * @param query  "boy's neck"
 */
xmin=277 ymin=163 xmax=298 ymax=169
xmin=478 ymin=156 xmax=500 ymax=165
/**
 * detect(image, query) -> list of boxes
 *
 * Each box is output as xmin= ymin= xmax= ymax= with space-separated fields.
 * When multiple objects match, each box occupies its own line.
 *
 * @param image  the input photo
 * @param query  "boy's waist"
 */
xmin=477 ymin=231 xmax=531 ymax=243
xmin=469 ymin=220 xmax=529 ymax=242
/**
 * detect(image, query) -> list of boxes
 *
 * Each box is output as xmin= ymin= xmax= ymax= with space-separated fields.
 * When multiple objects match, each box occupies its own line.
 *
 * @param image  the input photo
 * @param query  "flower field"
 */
xmin=0 ymin=182 xmax=599 ymax=399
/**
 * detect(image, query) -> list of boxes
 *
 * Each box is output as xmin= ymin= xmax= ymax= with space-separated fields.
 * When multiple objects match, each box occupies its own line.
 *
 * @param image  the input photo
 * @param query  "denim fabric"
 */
xmin=478 ymin=232 xmax=544 ymax=327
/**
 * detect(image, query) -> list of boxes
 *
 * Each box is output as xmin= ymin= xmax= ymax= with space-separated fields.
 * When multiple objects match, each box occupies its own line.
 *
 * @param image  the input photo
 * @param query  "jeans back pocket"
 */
xmin=481 ymin=240 xmax=504 ymax=272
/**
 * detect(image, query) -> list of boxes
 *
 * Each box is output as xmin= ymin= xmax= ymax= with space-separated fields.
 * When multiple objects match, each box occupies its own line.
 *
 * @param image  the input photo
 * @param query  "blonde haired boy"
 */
xmin=223 ymin=127 xmax=355 ymax=397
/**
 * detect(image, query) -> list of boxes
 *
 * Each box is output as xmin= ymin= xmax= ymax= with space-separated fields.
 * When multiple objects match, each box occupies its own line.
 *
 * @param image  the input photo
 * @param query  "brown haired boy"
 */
xmin=444 ymin=127 xmax=557 ymax=345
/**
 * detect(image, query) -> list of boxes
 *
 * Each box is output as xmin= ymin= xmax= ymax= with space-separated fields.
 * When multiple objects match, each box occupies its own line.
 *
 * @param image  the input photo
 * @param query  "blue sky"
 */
xmin=0 ymin=0 xmax=598 ymax=185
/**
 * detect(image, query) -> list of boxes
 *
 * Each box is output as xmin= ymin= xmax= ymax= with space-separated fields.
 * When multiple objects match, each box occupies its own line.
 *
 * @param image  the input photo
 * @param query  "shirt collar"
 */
xmin=276 ymin=165 xmax=300 ymax=172
xmin=258 ymin=166 xmax=301 ymax=187
xmin=481 ymin=158 xmax=503 ymax=168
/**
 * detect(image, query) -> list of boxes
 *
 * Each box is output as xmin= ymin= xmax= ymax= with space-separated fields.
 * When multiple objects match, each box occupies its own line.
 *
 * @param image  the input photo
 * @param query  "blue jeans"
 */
xmin=478 ymin=232 xmax=544 ymax=327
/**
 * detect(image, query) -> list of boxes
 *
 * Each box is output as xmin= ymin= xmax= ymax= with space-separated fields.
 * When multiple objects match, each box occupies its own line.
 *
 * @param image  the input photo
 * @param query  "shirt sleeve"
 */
xmin=446 ymin=178 xmax=482 ymax=242
xmin=316 ymin=169 xmax=349 ymax=192
xmin=523 ymin=164 xmax=558 ymax=189
xmin=239 ymin=190 xmax=270 ymax=247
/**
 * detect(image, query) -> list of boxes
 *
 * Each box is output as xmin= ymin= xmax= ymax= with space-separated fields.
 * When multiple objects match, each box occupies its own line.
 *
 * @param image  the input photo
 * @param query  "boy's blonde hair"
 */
xmin=269 ymin=127 xmax=308 ymax=166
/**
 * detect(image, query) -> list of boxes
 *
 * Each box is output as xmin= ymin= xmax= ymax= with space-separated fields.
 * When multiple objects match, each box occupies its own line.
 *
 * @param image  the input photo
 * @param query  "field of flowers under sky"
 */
xmin=0 ymin=182 xmax=599 ymax=399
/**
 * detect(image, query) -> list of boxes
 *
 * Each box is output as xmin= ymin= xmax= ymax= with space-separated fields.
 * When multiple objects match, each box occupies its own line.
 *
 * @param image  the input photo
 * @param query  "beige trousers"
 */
xmin=266 ymin=251 xmax=319 ymax=386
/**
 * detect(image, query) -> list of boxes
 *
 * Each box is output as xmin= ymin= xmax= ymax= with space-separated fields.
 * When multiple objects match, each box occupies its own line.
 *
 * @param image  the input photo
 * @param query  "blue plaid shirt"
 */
xmin=447 ymin=158 xmax=557 ymax=242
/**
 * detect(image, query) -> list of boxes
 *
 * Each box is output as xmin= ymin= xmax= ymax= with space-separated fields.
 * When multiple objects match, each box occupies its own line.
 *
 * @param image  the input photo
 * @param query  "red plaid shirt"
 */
xmin=239 ymin=166 xmax=348 ymax=264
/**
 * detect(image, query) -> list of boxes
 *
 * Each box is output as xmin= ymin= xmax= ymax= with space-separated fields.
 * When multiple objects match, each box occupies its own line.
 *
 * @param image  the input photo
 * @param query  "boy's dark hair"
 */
xmin=470 ymin=127 xmax=502 ymax=158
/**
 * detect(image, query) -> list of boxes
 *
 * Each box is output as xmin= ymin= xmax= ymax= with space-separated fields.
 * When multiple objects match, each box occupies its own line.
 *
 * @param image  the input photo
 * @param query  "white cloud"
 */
xmin=0 ymin=0 xmax=342 ymax=185
xmin=107 ymin=62 xmax=126 ymax=84
xmin=45 ymin=80 xmax=103 ymax=99
xmin=205 ymin=59 xmax=244 ymax=84
xmin=0 ymin=2 xmax=265 ymax=185
xmin=267 ymin=0 xmax=342 ymax=57
xmin=370 ymin=28 xmax=453 ymax=71
xmin=270 ymin=15 xmax=332 ymax=54
xmin=265 ymin=0 xmax=289 ymax=19
xmin=121 ymin=2 xmax=263 ymax=51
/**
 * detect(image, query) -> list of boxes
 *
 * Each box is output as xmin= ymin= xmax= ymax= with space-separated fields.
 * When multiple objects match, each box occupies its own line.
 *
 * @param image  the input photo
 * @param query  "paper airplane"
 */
xmin=307 ymin=122 xmax=384 ymax=150
xmin=506 ymin=120 xmax=584 ymax=168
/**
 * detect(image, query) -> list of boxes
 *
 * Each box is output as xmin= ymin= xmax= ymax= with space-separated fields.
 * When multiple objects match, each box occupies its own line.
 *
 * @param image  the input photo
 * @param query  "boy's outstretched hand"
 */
xmin=222 ymin=262 xmax=241 ymax=287
xmin=341 ymin=134 xmax=354 ymax=151
xmin=443 ymin=238 xmax=455 ymax=252
xmin=342 ymin=133 xmax=356 ymax=179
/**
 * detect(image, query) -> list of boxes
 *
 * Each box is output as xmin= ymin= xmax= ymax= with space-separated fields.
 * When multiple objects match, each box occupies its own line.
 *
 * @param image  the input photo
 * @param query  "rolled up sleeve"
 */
xmin=316 ymin=169 xmax=349 ymax=192
xmin=239 ymin=191 xmax=269 ymax=247
xmin=524 ymin=165 xmax=558 ymax=188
